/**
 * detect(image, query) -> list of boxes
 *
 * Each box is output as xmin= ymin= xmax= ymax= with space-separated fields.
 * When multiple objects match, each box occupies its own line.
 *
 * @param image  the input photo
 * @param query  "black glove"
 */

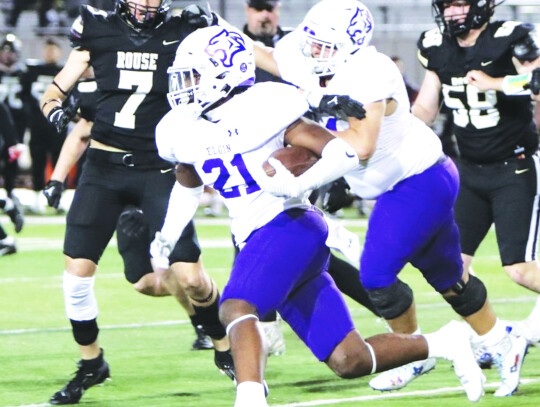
xmin=43 ymin=180 xmax=65 ymax=209
xmin=180 ymin=4 xmax=217 ymax=28
xmin=317 ymin=95 xmax=366 ymax=121
xmin=47 ymin=100 xmax=79 ymax=134
xmin=322 ymin=177 xmax=353 ymax=214
xmin=531 ymin=68 xmax=540 ymax=95
xmin=117 ymin=206 xmax=146 ymax=238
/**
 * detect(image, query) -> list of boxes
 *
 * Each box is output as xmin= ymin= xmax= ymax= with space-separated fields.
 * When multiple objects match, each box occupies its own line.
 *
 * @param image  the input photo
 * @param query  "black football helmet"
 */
xmin=115 ymin=0 xmax=172 ymax=29
xmin=432 ymin=0 xmax=502 ymax=37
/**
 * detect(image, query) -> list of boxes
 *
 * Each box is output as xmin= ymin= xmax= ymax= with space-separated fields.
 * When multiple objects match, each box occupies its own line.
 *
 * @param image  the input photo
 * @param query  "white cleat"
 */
xmin=492 ymin=334 xmax=528 ymax=397
xmin=440 ymin=321 xmax=486 ymax=402
xmin=261 ymin=317 xmax=286 ymax=356
xmin=369 ymin=358 xmax=436 ymax=391
xmin=505 ymin=318 xmax=540 ymax=347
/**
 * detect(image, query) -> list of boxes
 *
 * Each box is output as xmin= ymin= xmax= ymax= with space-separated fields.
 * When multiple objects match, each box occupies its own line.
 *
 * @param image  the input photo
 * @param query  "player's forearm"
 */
xmin=253 ymin=43 xmax=281 ymax=77
xmin=411 ymin=103 xmax=438 ymax=126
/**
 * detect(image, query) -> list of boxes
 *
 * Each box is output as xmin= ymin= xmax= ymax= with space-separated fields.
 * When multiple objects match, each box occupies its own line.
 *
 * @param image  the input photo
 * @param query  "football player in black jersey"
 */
xmin=0 ymin=33 xmax=26 ymax=199
xmin=39 ymin=1 xmax=233 ymax=405
xmin=413 ymin=0 xmax=540 ymax=369
xmin=22 ymin=37 xmax=66 ymax=213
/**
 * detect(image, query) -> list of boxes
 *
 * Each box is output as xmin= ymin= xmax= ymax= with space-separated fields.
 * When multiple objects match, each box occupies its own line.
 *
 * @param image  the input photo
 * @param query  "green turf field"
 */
xmin=1 ymin=212 xmax=539 ymax=407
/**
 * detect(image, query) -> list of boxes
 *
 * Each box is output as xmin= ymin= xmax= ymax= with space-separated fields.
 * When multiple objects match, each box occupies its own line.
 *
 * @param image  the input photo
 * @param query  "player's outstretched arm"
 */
xmin=150 ymin=165 xmax=204 ymax=270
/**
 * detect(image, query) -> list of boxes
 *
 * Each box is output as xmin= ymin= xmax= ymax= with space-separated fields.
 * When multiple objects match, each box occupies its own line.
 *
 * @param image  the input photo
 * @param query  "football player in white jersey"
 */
xmin=254 ymin=0 xmax=528 ymax=398
xmin=152 ymin=25 xmax=487 ymax=406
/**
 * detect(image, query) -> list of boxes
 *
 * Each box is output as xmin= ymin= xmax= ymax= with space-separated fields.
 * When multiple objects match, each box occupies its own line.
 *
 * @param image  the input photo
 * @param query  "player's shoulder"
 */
xmin=247 ymin=82 xmax=303 ymax=105
xmin=156 ymin=107 xmax=199 ymax=163
xmin=70 ymin=5 xmax=114 ymax=48
xmin=487 ymin=20 xmax=535 ymax=42
xmin=417 ymin=27 xmax=451 ymax=70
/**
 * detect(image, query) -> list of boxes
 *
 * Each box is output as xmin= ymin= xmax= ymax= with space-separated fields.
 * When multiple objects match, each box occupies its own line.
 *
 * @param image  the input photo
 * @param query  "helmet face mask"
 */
xmin=300 ymin=0 xmax=374 ymax=77
xmin=433 ymin=0 xmax=495 ymax=37
xmin=167 ymin=27 xmax=255 ymax=111
xmin=116 ymin=0 xmax=171 ymax=29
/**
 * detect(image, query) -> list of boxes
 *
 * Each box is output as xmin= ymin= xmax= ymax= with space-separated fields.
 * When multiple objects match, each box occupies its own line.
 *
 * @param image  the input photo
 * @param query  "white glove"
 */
xmin=258 ymin=158 xmax=304 ymax=198
xmin=150 ymin=231 xmax=173 ymax=270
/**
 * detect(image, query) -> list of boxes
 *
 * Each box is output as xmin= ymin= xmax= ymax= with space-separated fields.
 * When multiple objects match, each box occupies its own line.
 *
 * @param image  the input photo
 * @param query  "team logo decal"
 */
xmin=347 ymin=7 xmax=373 ymax=46
xmin=205 ymin=29 xmax=247 ymax=68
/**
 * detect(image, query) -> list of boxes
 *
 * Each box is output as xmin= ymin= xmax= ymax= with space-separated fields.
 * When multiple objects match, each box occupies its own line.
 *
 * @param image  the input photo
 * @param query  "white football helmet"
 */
xmin=300 ymin=0 xmax=374 ymax=76
xmin=167 ymin=26 xmax=255 ymax=111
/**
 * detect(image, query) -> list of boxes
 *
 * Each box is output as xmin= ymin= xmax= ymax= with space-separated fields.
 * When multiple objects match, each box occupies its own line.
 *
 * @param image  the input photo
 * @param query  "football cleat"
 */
xmin=49 ymin=352 xmax=110 ymax=405
xmin=0 ymin=236 xmax=16 ymax=256
xmin=214 ymin=349 xmax=236 ymax=382
xmin=5 ymin=197 xmax=24 ymax=233
xmin=472 ymin=342 xmax=494 ymax=369
xmin=492 ymin=334 xmax=528 ymax=397
xmin=505 ymin=315 xmax=540 ymax=347
xmin=369 ymin=358 xmax=436 ymax=391
xmin=191 ymin=325 xmax=214 ymax=350
xmin=438 ymin=321 xmax=486 ymax=402
xmin=261 ymin=318 xmax=286 ymax=356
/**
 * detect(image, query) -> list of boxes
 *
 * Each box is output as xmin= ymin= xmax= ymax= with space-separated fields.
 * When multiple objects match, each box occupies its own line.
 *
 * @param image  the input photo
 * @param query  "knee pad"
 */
xmin=70 ymin=319 xmax=99 ymax=346
xmin=442 ymin=275 xmax=487 ymax=317
xmin=63 ymin=271 xmax=98 ymax=321
xmin=366 ymin=279 xmax=413 ymax=320
xmin=191 ymin=292 xmax=227 ymax=340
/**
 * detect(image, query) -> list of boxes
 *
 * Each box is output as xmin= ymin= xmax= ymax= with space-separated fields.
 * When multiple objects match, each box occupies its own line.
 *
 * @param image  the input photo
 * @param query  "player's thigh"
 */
xmin=493 ymin=155 xmax=540 ymax=265
xmin=279 ymin=271 xmax=355 ymax=361
xmin=222 ymin=208 xmax=329 ymax=319
xmin=64 ymin=163 xmax=124 ymax=263
xmin=361 ymin=159 xmax=458 ymax=289
xmin=454 ymin=162 xmax=493 ymax=256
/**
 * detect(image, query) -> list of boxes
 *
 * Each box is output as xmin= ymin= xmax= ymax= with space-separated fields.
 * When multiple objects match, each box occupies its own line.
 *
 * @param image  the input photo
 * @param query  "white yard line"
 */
xmin=5 ymin=378 xmax=540 ymax=407
xmin=273 ymin=378 xmax=540 ymax=406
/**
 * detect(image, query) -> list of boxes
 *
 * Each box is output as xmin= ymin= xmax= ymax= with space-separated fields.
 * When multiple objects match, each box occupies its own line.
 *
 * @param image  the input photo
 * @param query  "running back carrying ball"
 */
xmin=263 ymin=145 xmax=319 ymax=177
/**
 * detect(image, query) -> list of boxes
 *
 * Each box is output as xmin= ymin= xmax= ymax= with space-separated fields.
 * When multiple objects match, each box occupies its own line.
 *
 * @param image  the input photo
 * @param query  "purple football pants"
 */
xmin=222 ymin=208 xmax=355 ymax=361
xmin=360 ymin=157 xmax=463 ymax=292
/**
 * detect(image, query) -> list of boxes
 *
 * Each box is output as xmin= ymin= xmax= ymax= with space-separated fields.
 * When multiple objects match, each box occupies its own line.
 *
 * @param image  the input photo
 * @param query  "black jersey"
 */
xmin=418 ymin=21 xmax=539 ymax=164
xmin=68 ymin=78 xmax=99 ymax=122
xmin=70 ymin=5 xmax=200 ymax=153
xmin=22 ymin=59 xmax=63 ymax=128
xmin=0 ymin=64 xmax=27 ymax=141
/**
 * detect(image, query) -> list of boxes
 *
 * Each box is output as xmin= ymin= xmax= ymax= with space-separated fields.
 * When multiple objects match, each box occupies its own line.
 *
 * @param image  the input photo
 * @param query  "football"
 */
xmin=263 ymin=145 xmax=319 ymax=177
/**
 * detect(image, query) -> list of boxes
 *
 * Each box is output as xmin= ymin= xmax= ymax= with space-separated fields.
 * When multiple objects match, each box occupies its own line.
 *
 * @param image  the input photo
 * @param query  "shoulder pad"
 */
xmin=417 ymin=28 xmax=444 ymax=69
xmin=511 ymin=23 xmax=540 ymax=62
xmin=69 ymin=5 xmax=110 ymax=50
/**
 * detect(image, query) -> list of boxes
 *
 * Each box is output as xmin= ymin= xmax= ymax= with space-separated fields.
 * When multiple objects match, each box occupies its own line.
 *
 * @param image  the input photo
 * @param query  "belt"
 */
xmin=87 ymin=148 xmax=173 ymax=170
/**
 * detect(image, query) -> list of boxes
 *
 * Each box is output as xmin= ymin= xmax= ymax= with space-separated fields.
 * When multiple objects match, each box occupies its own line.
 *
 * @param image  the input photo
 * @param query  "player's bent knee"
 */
xmin=504 ymin=262 xmax=538 ymax=288
xmin=63 ymin=270 xmax=99 ymax=345
xmin=441 ymin=275 xmax=486 ymax=317
xmin=220 ymin=299 xmax=258 ymax=328
xmin=327 ymin=331 xmax=373 ymax=378
xmin=366 ymin=279 xmax=413 ymax=320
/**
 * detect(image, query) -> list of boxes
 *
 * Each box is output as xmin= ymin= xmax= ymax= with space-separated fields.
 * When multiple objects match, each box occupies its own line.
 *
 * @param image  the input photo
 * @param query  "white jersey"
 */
xmin=274 ymin=31 xmax=443 ymax=199
xmin=156 ymin=82 xmax=312 ymax=244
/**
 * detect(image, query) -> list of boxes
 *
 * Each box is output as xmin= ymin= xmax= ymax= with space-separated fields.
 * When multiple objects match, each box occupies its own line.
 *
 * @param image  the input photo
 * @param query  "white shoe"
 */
xmin=492 ymin=334 xmax=528 ymax=397
xmin=505 ymin=318 xmax=540 ymax=346
xmin=439 ymin=321 xmax=486 ymax=402
xmin=261 ymin=317 xmax=286 ymax=356
xmin=369 ymin=358 xmax=436 ymax=391
xmin=324 ymin=214 xmax=360 ymax=264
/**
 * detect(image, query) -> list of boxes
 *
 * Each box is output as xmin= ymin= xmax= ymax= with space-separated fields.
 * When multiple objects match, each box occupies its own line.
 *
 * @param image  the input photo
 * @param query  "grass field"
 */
xmin=1 ymin=211 xmax=540 ymax=407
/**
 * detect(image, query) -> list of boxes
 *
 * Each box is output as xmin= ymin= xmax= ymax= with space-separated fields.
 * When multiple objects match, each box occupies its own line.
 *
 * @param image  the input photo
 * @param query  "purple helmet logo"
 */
xmin=347 ymin=7 xmax=373 ymax=46
xmin=205 ymin=29 xmax=246 ymax=68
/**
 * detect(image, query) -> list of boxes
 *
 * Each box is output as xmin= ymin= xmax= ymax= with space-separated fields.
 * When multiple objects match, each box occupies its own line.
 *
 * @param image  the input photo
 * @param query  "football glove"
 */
xmin=117 ymin=206 xmax=146 ymax=238
xmin=150 ymin=231 xmax=173 ymax=270
xmin=531 ymin=68 xmax=540 ymax=95
xmin=308 ymin=92 xmax=366 ymax=121
xmin=180 ymin=4 xmax=217 ymax=28
xmin=322 ymin=177 xmax=352 ymax=214
xmin=47 ymin=100 xmax=79 ymax=134
xmin=42 ymin=180 xmax=64 ymax=209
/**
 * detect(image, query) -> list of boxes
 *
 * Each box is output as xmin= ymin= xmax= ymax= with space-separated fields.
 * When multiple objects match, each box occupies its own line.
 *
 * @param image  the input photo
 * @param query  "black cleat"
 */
xmin=214 ymin=349 xmax=236 ymax=382
xmin=49 ymin=354 xmax=110 ymax=405
xmin=5 ymin=198 xmax=24 ymax=233
xmin=0 ymin=238 xmax=16 ymax=256
xmin=192 ymin=325 xmax=214 ymax=350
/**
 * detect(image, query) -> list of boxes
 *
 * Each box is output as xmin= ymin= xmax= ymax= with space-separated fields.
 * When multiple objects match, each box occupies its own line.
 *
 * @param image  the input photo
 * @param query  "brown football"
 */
xmin=262 ymin=145 xmax=319 ymax=177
